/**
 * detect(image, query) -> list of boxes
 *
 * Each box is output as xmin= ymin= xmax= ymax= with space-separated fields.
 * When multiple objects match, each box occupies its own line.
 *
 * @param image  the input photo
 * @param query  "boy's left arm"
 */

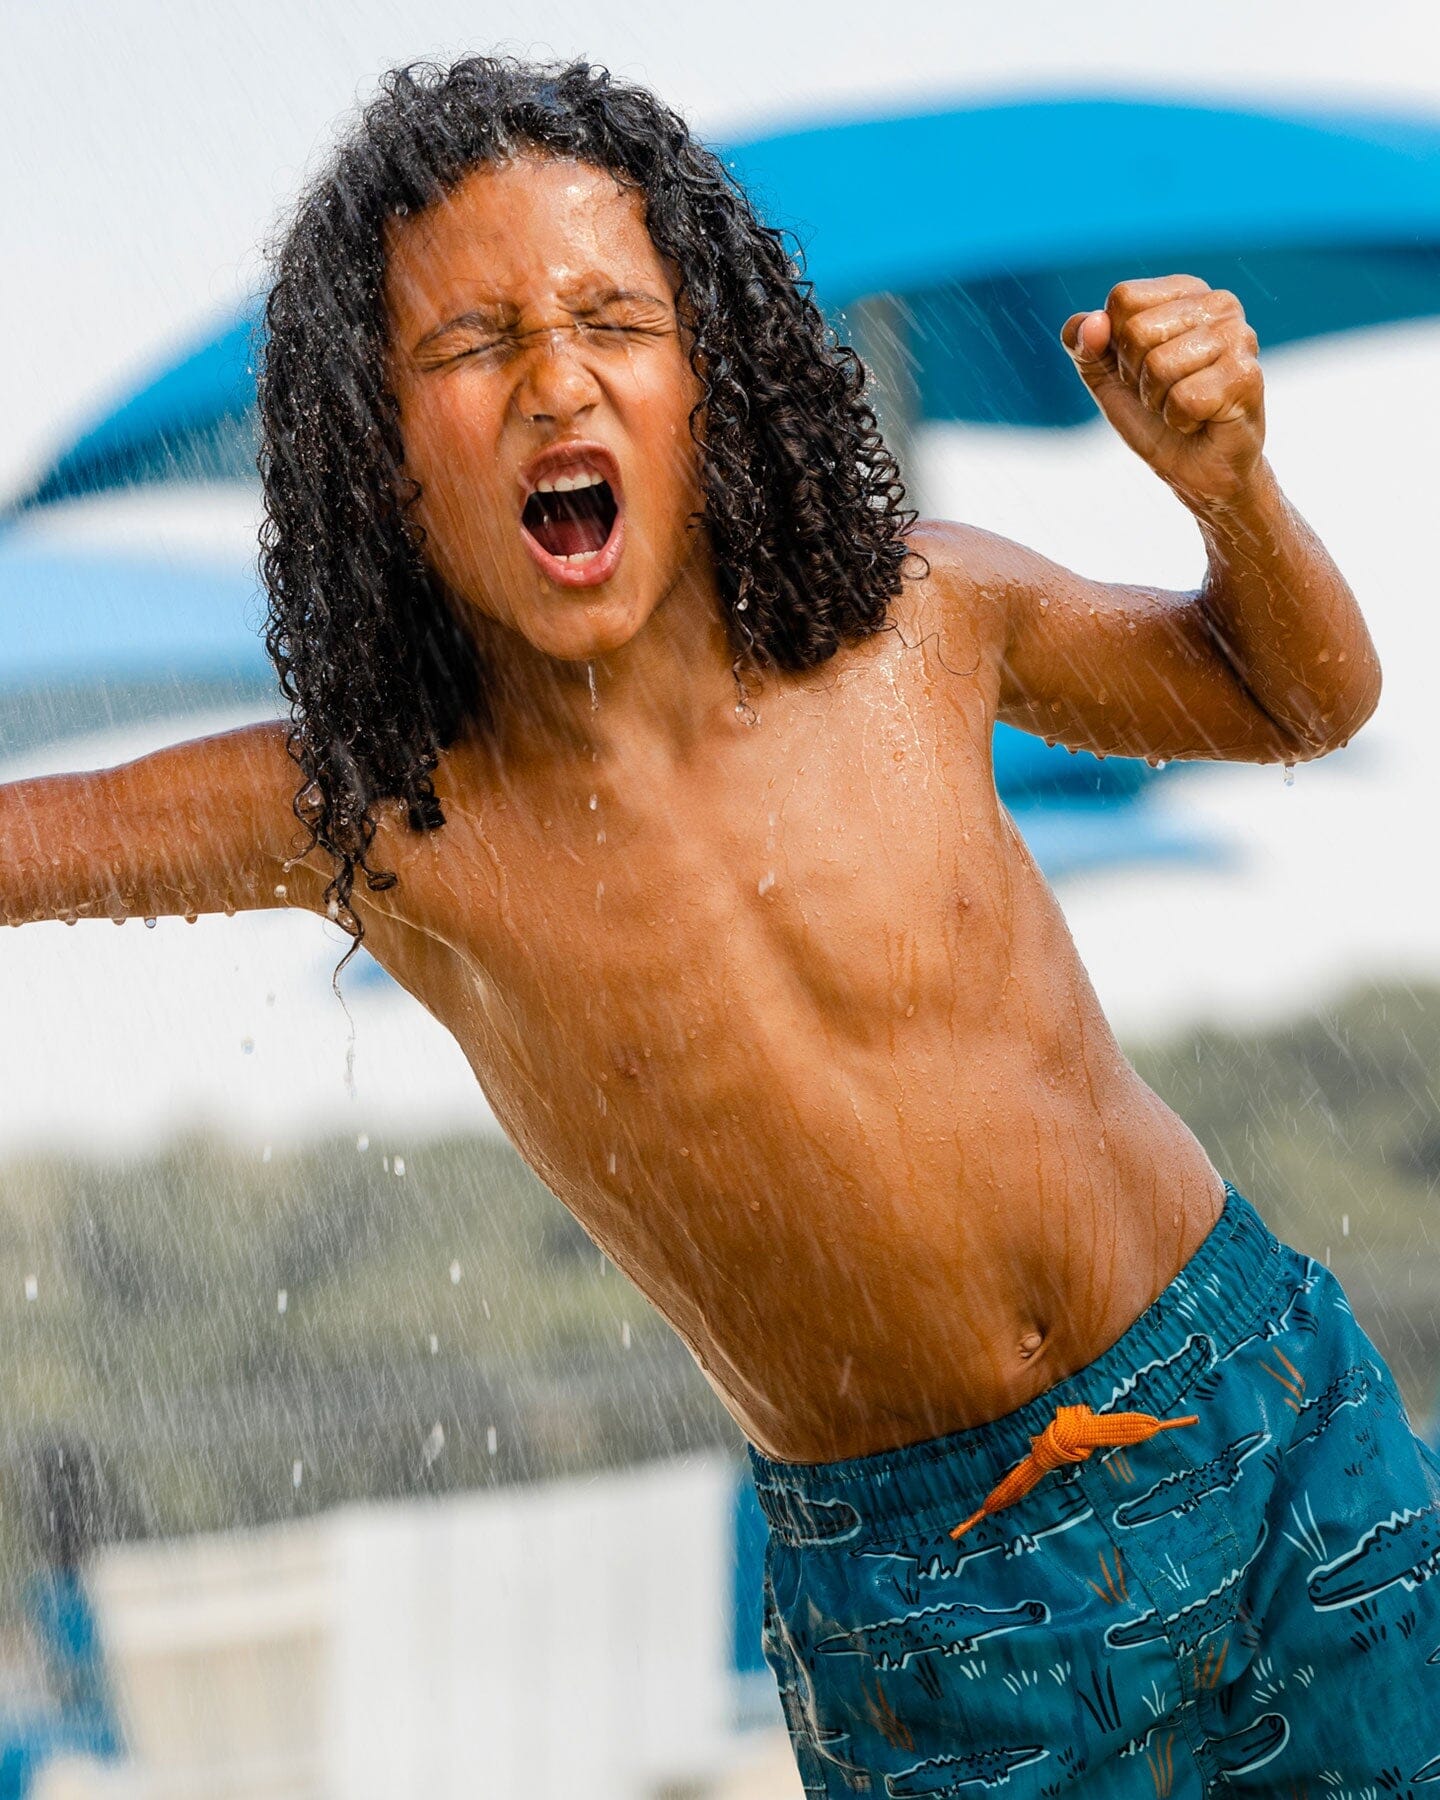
xmin=948 ymin=274 xmax=1382 ymax=764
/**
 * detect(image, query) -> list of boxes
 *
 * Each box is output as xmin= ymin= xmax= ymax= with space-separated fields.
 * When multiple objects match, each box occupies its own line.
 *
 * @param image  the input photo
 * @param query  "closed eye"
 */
xmin=429 ymin=316 xmax=672 ymax=367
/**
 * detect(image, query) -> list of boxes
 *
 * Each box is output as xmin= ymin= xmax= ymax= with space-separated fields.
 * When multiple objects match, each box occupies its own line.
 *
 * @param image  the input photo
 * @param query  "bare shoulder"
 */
xmin=891 ymin=517 xmax=1034 ymax=669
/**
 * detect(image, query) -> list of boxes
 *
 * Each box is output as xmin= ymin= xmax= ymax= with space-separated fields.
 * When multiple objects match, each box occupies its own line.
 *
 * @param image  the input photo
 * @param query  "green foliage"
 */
xmin=0 ymin=1131 xmax=733 ymax=1614
xmin=1130 ymin=978 xmax=1440 ymax=1425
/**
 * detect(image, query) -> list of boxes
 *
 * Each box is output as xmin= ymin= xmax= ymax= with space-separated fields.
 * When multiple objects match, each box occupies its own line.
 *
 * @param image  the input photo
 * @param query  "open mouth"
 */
xmin=518 ymin=457 xmax=624 ymax=586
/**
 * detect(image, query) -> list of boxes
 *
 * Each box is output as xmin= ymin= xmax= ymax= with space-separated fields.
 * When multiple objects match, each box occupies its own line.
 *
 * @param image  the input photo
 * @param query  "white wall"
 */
xmin=35 ymin=1456 xmax=750 ymax=1800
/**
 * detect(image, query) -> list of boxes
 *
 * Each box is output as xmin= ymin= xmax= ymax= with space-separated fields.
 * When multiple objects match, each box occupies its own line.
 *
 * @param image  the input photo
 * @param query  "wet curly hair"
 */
xmin=258 ymin=54 xmax=915 ymax=979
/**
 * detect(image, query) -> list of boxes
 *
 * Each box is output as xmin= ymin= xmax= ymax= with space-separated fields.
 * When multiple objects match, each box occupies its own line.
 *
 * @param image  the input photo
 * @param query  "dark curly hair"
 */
xmin=258 ymin=54 xmax=915 ymax=980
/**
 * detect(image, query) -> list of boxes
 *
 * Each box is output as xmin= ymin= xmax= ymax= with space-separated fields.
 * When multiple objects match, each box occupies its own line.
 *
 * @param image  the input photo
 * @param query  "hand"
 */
xmin=1060 ymin=276 xmax=1266 ymax=512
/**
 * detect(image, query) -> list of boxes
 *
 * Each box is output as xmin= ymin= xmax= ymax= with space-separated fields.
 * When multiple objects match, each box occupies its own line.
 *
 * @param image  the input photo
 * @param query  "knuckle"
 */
xmin=1128 ymin=314 xmax=1165 ymax=351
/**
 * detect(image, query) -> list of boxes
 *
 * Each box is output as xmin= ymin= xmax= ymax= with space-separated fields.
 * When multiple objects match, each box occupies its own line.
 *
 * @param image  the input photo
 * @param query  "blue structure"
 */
xmin=0 ymin=1571 xmax=122 ymax=1798
xmin=12 ymin=92 xmax=1440 ymax=511
xmin=730 ymin=93 xmax=1440 ymax=429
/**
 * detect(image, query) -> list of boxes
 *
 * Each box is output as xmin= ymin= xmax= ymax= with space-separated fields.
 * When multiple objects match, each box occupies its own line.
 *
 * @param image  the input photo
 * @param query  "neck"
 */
xmin=461 ymin=548 xmax=754 ymax=768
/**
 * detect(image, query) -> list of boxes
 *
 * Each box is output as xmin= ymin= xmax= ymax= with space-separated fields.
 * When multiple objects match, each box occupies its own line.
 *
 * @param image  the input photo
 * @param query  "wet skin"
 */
xmin=0 ymin=158 xmax=1382 ymax=1463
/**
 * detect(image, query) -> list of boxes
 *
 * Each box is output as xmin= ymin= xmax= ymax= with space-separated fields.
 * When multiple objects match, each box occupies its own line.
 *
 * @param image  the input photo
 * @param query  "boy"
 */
xmin=6 ymin=55 xmax=1437 ymax=1791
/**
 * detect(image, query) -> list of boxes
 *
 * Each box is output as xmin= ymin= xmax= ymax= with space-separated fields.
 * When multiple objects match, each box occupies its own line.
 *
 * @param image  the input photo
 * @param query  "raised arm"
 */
xmin=920 ymin=274 xmax=1381 ymax=766
xmin=0 ymin=719 xmax=328 ymax=927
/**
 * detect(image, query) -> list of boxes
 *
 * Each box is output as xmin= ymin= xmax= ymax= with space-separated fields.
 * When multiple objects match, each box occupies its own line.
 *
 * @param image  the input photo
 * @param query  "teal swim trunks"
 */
xmin=748 ymin=1182 xmax=1440 ymax=1793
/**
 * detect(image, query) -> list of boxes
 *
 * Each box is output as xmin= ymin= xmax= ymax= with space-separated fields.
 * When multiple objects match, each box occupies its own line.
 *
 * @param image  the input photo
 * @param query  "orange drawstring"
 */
xmin=949 ymin=1403 xmax=1198 ymax=1541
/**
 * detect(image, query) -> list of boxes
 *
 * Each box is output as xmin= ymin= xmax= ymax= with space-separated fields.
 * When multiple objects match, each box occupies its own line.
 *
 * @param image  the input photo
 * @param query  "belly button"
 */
xmin=1018 ymin=1330 xmax=1045 ymax=1360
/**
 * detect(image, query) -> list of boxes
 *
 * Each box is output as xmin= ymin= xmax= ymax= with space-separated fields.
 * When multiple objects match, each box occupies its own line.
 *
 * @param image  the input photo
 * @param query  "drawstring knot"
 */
xmin=949 ymin=1402 xmax=1198 ymax=1541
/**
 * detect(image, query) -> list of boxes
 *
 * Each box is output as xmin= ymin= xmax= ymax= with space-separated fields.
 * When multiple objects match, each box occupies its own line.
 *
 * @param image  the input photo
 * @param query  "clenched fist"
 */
xmin=1061 ymin=275 xmax=1265 ymax=513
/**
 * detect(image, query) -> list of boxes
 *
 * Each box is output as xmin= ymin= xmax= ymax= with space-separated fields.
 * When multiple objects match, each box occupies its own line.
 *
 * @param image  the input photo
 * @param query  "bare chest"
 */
xmin=373 ymin=656 xmax=1023 ymax=1143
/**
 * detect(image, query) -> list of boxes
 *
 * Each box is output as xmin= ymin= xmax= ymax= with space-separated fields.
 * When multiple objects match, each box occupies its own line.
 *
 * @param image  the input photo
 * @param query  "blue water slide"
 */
xmin=12 ymin=92 xmax=1440 ymax=510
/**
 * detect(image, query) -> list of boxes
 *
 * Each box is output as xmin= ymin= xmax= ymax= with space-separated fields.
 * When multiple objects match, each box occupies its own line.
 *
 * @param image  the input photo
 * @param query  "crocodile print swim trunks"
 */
xmin=748 ymin=1181 xmax=1440 ymax=1794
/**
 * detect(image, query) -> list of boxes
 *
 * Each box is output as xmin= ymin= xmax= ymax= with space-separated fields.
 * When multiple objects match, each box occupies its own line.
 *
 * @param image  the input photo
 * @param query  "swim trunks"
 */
xmin=748 ymin=1181 xmax=1440 ymax=1793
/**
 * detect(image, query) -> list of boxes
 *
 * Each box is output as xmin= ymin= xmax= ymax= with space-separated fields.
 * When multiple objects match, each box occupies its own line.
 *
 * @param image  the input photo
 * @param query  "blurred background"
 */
xmin=2 ymin=1 xmax=1439 ymax=1793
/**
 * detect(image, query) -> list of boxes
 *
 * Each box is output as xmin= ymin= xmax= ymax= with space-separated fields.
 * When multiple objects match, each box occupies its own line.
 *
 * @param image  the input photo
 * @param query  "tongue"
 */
xmin=533 ymin=511 xmax=609 ymax=558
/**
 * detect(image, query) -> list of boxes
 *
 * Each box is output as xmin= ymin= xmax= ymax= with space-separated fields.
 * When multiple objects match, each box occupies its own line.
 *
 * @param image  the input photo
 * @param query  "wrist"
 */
xmin=1177 ymin=457 xmax=1283 ymax=533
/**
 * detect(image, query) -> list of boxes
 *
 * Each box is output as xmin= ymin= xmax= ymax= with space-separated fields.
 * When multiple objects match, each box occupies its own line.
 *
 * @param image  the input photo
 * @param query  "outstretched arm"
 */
xmin=0 ymin=719 xmax=329 ymax=927
xmin=928 ymin=275 xmax=1381 ymax=766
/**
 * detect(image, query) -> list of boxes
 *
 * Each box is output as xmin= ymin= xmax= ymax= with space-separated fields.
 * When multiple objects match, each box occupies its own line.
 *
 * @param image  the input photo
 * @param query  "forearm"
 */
xmin=0 ymin=728 xmax=306 ymax=927
xmin=0 ymin=769 xmax=231 ymax=926
xmin=1189 ymin=458 xmax=1382 ymax=756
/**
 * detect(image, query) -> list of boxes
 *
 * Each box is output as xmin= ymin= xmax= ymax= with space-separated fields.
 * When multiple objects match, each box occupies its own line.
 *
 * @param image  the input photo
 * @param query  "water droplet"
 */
xmin=1283 ymin=762 xmax=1296 ymax=787
xmin=241 ymin=1036 xmax=254 ymax=1055
xmin=110 ymin=915 xmax=126 ymax=927
xmin=1342 ymin=1213 xmax=1350 ymax=1237
xmin=588 ymin=793 xmax=598 ymax=811
xmin=24 ymin=1275 xmax=37 ymax=1302
xmin=757 ymin=870 xmax=776 ymax=896
xmin=274 ymin=884 xmax=288 ymax=900
xmin=735 ymin=596 xmax=748 ymax=611
xmin=607 ymin=1151 xmax=617 ymax=1175
xmin=292 ymin=1460 xmax=303 ymax=1489
xmin=596 ymin=830 xmax=606 ymax=845
xmin=61 ymin=913 xmax=77 ymax=927
xmin=486 ymin=1426 xmax=498 ymax=1455
xmin=422 ymin=1423 xmax=445 ymax=1467
xmin=356 ymin=1134 xmax=369 ymax=1152
xmin=326 ymin=898 xmax=340 ymax=921
xmin=277 ymin=1289 xmax=288 ymax=1314
xmin=621 ymin=1321 xmax=632 ymax=1348
xmin=587 ymin=663 xmax=599 ymax=710
xmin=1155 ymin=758 xmax=1167 ymax=771
xmin=429 ymin=1334 xmax=439 ymax=1355
xmin=393 ymin=1156 xmax=405 ymax=1177
xmin=143 ymin=918 xmax=157 ymax=929
xmin=262 ymin=1145 xmax=272 ymax=1164
xmin=184 ymin=911 xmax=198 ymax=925
xmin=450 ymin=1260 xmax=462 ymax=1284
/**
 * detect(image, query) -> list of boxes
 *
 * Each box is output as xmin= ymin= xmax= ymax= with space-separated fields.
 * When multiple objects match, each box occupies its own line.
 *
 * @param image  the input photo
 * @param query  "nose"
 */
xmin=515 ymin=326 xmax=602 ymax=427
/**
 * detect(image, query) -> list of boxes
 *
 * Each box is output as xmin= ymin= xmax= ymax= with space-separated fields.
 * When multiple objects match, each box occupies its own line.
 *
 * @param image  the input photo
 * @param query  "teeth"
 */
xmin=534 ymin=471 xmax=604 ymax=494
xmin=555 ymin=550 xmax=600 ymax=565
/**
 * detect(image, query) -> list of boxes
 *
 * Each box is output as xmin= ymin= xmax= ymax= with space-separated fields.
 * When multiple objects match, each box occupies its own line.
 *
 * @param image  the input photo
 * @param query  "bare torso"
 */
xmin=2 ymin=208 xmax=1374 ymax=1466
xmin=293 ymin=562 xmax=1226 ymax=1463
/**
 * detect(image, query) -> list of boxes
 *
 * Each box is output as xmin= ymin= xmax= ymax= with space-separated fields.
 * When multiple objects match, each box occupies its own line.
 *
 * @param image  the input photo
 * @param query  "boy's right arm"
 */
xmin=0 ymin=719 xmax=332 ymax=926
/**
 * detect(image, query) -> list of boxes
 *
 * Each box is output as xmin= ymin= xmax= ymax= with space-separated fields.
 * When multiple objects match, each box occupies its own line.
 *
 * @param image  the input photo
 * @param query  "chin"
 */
xmin=514 ymin=590 xmax=660 ymax=662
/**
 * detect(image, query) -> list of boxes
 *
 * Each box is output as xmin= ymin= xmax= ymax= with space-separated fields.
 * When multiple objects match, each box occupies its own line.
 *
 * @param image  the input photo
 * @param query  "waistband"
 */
xmin=748 ymin=1180 xmax=1285 ymax=1545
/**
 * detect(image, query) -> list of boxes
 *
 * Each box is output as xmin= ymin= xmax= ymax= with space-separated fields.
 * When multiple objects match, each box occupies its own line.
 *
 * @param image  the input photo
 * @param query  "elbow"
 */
xmin=1281 ymin=660 xmax=1383 ymax=761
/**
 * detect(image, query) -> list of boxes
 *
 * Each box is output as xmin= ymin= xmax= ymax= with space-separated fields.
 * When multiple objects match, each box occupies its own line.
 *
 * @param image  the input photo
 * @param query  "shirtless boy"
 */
xmin=7 ymin=56 xmax=1438 ymax=1790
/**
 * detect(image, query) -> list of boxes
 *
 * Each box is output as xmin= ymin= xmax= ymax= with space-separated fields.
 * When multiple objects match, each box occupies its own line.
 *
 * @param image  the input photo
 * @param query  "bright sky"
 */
xmin=4 ymin=0 xmax=1439 ymax=491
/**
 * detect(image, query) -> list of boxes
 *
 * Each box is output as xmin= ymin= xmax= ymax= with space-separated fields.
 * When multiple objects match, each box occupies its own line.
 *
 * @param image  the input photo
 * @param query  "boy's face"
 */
xmin=384 ymin=155 xmax=709 ymax=664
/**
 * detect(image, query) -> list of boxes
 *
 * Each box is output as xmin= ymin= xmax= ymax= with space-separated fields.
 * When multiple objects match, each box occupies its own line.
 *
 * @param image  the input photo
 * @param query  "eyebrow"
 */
xmin=413 ymin=288 xmax=669 ymax=354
